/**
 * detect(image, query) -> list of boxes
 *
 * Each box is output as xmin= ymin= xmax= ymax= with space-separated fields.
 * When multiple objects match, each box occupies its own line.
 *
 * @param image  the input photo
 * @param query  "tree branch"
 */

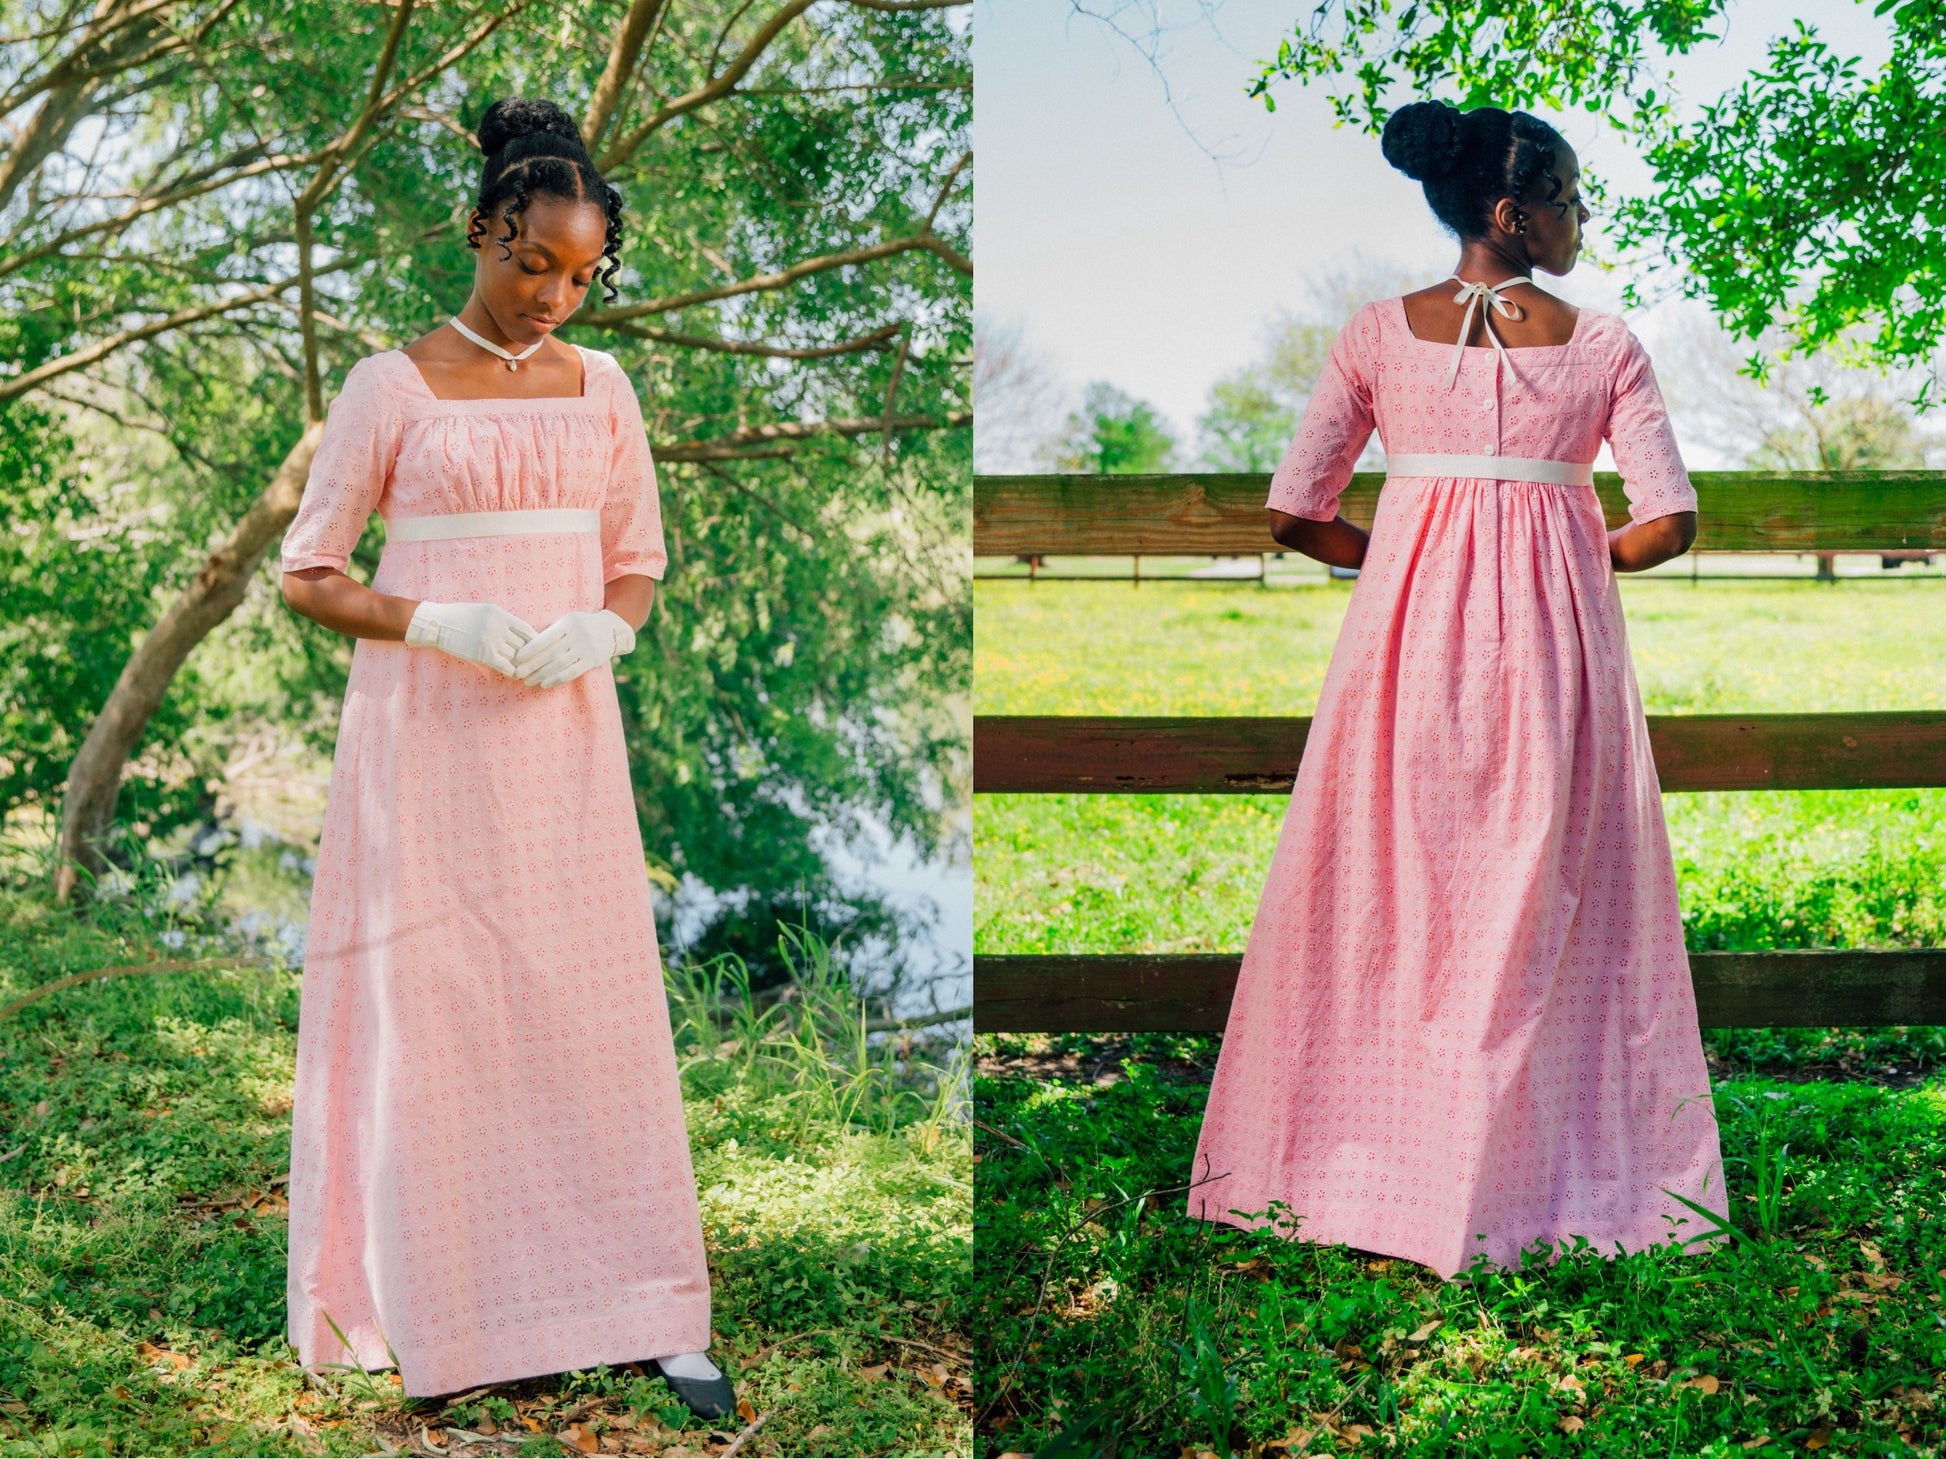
xmin=694 ymin=458 xmax=822 ymax=540
xmin=923 ymin=148 xmax=969 ymax=230
xmin=1 ymin=240 xmax=389 ymax=403
xmin=920 ymin=235 xmax=971 ymax=275
xmin=372 ymin=0 xmax=535 ymax=121
xmin=880 ymin=324 xmax=911 ymax=465
xmin=582 ymin=0 xmax=668 ymax=148
xmin=655 ymin=410 xmax=969 ymax=461
xmin=599 ymin=320 xmax=902 ymax=358
xmin=596 ymin=0 xmax=818 ymax=172
xmin=0 ymin=281 xmax=285 ymax=403
xmin=580 ymin=234 xmax=941 ymax=324
xmin=295 ymin=0 xmax=417 ymax=420
xmin=0 ymin=141 xmax=331 ymax=284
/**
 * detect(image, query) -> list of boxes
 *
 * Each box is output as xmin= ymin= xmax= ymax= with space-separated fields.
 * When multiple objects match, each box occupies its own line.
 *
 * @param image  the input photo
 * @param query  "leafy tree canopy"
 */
xmin=1053 ymin=381 xmax=1178 ymax=473
xmin=1251 ymin=0 xmax=1946 ymax=392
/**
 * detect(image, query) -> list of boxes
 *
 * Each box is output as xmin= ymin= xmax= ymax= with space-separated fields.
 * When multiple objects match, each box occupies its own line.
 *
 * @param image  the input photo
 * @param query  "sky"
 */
xmin=971 ymin=0 xmax=1897 ymax=469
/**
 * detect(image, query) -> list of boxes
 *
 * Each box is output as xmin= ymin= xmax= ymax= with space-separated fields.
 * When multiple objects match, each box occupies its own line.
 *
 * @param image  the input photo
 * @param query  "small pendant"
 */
xmin=507 ymin=359 xmax=518 ymax=371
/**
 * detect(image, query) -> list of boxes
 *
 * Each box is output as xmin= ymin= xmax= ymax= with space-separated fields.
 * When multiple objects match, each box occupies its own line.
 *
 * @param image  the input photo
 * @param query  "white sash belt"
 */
xmin=386 ymin=507 xmax=600 ymax=541
xmin=1385 ymin=453 xmax=1594 ymax=487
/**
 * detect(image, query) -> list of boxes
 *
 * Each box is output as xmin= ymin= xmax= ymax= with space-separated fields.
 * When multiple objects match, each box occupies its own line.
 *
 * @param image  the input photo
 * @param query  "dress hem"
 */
xmin=292 ymin=1301 xmax=714 ymax=1399
xmin=1188 ymin=1192 xmax=1730 ymax=1284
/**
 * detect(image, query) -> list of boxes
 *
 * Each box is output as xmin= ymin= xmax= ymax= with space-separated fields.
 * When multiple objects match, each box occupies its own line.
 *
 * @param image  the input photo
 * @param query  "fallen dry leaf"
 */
xmin=556 ymin=1423 xmax=598 ymax=1455
xmin=736 ymin=1397 xmax=758 ymax=1422
xmin=521 ymin=1415 xmax=545 ymax=1433
xmin=1623 ymin=1353 xmax=1645 ymax=1367
xmin=1861 ymin=1271 xmax=1903 ymax=1292
xmin=1559 ymin=1416 xmax=1585 ymax=1433
xmin=1342 ymin=1424 xmax=1375 ymax=1442
xmin=1860 ymin=1242 xmax=1887 ymax=1271
xmin=1407 ymin=1319 xmax=1442 ymax=1343
xmin=1739 ymin=1438 xmax=1770 ymax=1452
xmin=136 ymin=1342 xmax=191 ymax=1371
xmin=1805 ymin=1429 xmax=1832 ymax=1451
xmin=1681 ymin=1374 xmax=1720 ymax=1395
xmin=857 ymin=1362 xmax=891 ymax=1382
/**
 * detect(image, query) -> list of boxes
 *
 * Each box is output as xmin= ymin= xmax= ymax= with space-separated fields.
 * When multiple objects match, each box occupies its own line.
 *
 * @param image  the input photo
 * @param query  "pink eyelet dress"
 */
xmin=277 ymin=346 xmax=710 ymax=1395
xmin=1187 ymin=295 xmax=1729 ymax=1281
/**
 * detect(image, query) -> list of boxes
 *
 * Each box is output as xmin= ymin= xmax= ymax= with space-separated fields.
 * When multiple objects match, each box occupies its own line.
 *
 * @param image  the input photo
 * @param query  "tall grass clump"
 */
xmin=666 ymin=921 xmax=969 ymax=1148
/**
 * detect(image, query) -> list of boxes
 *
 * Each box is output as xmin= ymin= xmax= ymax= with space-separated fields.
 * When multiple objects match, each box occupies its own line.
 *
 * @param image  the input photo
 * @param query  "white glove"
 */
xmin=403 ymin=600 xmax=537 ymax=678
xmin=510 ymin=608 xmax=636 ymax=690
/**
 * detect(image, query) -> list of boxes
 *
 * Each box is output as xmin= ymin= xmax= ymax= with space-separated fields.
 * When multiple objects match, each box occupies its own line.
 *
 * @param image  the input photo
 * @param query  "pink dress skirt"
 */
xmin=1189 ymin=297 xmax=1729 ymax=1281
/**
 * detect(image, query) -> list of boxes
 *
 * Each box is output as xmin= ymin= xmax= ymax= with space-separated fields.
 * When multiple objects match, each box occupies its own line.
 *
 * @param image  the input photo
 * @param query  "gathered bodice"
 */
xmin=376 ymin=349 xmax=617 ymax=520
xmin=279 ymin=343 xmax=668 ymax=588
xmin=1267 ymin=294 xmax=1697 ymax=527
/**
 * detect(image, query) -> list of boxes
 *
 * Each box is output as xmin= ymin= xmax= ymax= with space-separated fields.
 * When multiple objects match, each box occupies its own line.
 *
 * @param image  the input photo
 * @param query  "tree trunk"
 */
xmin=54 ymin=421 xmax=325 ymax=904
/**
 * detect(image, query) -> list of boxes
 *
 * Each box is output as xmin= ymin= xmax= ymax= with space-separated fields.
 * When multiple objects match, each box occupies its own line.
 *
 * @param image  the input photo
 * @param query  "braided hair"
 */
xmin=468 ymin=98 xmax=625 ymax=305
xmin=1379 ymin=101 xmax=1569 ymax=242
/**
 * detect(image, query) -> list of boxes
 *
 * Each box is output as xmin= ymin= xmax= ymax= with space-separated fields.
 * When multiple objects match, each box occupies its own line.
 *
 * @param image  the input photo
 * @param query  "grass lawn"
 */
xmin=974 ymin=1033 xmax=1946 ymax=1457
xmin=973 ymin=576 xmax=1946 ymax=718
xmin=0 ymin=877 xmax=972 ymax=1458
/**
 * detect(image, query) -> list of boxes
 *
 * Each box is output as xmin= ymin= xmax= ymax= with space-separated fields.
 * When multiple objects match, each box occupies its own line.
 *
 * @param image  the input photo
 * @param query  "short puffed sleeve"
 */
xmin=598 ymin=354 xmax=668 ymax=583
xmin=1266 ymin=301 xmax=1381 ymax=521
xmin=279 ymin=355 xmax=401 ymax=573
xmin=1604 ymin=325 xmax=1697 ymax=524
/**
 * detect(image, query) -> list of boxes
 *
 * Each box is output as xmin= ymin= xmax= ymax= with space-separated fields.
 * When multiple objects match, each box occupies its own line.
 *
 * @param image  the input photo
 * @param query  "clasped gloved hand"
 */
xmin=510 ymin=608 xmax=637 ymax=690
xmin=403 ymin=600 xmax=537 ymax=678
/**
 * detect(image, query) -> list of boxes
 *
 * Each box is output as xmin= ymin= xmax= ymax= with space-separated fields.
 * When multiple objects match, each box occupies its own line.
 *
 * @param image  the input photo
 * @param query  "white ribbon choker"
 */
xmin=448 ymin=314 xmax=546 ymax=371
xmin=1445 ymin=275 xmax=1534 ymax=389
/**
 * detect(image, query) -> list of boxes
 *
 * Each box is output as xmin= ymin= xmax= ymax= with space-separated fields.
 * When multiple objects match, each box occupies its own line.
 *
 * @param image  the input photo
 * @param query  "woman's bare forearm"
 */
xmin=1609 ymin=510 xmax=1697 ymax=572
xmin=281 ymin=567 xmax=419 ymax=640
xmin=283 ymin=566 xmax=659 ymax=639
xmin=602 ymin=573 xmax=655 ymax=633
xmin=1267 ymin=509 xmax=1369 ymax=569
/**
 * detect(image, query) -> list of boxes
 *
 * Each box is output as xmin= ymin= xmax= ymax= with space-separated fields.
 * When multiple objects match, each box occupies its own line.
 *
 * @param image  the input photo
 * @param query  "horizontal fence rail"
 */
xmin=975 ymin=711 xmax=1946 ymax=795
xmin=976 ymin=950 xmax=1946 ymax=1031
xmin=974 ymin=470 xmax=1946 ymax=556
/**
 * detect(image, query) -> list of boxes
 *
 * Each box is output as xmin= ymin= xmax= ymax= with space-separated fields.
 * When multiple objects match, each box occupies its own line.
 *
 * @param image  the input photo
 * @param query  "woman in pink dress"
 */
xmin=278 ymin=99 xmax=735 ymax=1416
xmin=1189 ymin=100 xmax=1730 ymax=1282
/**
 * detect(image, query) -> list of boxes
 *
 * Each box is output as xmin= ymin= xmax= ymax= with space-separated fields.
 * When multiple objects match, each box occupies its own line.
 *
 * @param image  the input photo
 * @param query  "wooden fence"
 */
xmin=973 ymin=469 xmax=1946 ymax=1031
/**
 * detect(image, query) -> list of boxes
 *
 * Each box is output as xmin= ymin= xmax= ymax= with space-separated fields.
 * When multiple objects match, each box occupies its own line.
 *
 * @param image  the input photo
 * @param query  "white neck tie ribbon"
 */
xmin=1445 ymin=274 xmax=1535 ymax=390
xmin=449 ymin=315 xmax=547 ymax=371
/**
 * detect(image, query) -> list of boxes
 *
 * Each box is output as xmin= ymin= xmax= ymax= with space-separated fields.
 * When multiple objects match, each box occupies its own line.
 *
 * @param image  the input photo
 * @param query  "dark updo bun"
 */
xmin=1380 ymin=101 xmax=1570 ymax=241
xmin=468 ymin=98 xmax=626 ymax=305
xmin=477 ymin=97 xmax=586 ymax=163
xmin=1380 ymin=100 xmax=1465 ymax=182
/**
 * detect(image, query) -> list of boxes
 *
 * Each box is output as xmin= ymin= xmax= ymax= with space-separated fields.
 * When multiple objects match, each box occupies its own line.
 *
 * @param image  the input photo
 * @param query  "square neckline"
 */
xmin=392 ymin=343 xmax=598 ymax=407
xmin=1390 ymin=293 xmax=1586 ymax=352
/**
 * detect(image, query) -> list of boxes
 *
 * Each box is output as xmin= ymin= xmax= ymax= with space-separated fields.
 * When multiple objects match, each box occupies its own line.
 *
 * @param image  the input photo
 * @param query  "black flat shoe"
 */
xmin=648 ymin=1359 xmax=738 ymax=1421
